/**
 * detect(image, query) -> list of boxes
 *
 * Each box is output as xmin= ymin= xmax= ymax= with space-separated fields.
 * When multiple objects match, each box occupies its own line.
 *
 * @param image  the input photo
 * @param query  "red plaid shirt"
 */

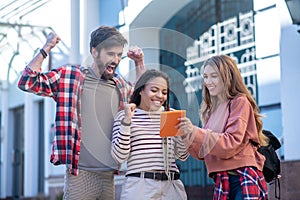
xmin=18 ymin=65 xmax=133 ymax=176
xmin=213 ymin=167 xmax=268 ymax=200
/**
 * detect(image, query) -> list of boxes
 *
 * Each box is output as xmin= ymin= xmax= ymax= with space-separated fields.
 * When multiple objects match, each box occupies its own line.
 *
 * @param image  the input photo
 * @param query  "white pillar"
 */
xmin=43 ymin=98 xmax=55 ymax=195
xmin=0 ymin=80 xmax=8 ymax=198
xmin=23 ymin=94 xmax=38 ymax=196
xmin=280 ymin=26 xmax=300 ymax=160
xmin=70 ymin=0 xmax=81 ymax=64
xmin=82 ymin=0 xmax=100 ymax=65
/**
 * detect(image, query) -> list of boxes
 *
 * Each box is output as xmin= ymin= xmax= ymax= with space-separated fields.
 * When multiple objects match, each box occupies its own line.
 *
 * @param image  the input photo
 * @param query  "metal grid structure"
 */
xmin=0 ymin=0 xmax=69 ymax=84
xmin=0 ymin=0 xmax=51 ymax=22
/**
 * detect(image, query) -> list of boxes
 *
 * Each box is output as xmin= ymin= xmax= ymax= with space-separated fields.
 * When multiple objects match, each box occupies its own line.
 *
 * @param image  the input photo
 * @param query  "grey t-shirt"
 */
xmin=79 ymin=70 xmax=119 ymax=172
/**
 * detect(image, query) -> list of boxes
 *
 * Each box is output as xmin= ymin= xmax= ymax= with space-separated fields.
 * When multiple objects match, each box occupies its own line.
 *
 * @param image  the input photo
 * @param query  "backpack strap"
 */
xmin=274 ymin=178 xmax=281 ymax=199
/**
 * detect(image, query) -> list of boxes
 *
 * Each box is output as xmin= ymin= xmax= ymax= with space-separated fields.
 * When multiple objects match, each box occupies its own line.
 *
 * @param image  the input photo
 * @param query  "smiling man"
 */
xmin=18 ymin=26 xmax=145 ymax=200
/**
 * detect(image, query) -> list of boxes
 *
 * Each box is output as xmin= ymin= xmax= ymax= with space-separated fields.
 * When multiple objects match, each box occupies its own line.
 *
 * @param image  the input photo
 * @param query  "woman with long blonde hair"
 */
xmin=178 ymin=55 xmax=269 ymax=199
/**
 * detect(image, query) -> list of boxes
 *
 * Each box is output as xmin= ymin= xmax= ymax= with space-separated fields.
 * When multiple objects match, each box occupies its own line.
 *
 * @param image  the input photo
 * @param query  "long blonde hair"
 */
xmin=200 ymin=55 xmax=268 ymax=146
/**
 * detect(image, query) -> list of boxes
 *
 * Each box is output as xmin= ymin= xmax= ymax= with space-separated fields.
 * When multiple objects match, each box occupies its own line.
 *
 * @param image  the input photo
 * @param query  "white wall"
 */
xmin=280 ymin=25 xmax=300 ymax=160
xmin=253 ymin=0 xmax=283 ymax=157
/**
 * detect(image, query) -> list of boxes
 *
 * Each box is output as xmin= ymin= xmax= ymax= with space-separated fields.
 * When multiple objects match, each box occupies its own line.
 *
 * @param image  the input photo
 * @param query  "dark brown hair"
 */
xmin=130 ymin=69 xmax=170 ymax=111
xmin=89 ymin=26 xmax=127 ymax=53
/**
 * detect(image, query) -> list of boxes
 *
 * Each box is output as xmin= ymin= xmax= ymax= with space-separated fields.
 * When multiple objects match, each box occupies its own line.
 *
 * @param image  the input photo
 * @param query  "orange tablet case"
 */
xmin=160 ymin=110 xmax=186 ymax=137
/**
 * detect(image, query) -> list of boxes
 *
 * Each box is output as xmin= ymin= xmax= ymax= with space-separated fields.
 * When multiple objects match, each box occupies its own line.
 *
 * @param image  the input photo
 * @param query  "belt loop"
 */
xmin=141 ymin=171 xmax=145 ymax=179
xmin=171 ymin=172 xmax=174 ymax=180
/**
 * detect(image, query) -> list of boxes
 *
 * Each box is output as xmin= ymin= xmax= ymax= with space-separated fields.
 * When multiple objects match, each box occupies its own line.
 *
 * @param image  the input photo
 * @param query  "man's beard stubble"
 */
xmin=98 ymin=62 xmax=117 ymax=80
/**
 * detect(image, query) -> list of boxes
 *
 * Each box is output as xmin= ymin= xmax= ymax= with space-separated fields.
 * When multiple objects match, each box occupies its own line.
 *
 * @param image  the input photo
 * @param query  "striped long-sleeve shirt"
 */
xmin=111 ymin=107 xmax=189 ymax=174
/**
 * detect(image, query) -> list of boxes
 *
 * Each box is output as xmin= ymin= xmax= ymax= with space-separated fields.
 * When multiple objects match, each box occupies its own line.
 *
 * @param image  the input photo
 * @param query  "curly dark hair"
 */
xmin=130 ymin=69 xmax=170 ymax=111
xmin=89 ymin=26 xmax=128 ymax=53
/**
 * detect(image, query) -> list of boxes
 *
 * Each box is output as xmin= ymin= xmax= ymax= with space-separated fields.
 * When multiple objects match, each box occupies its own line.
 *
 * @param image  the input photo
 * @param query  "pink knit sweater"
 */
xmin=186 ymin=95 xmax=265 ymax=177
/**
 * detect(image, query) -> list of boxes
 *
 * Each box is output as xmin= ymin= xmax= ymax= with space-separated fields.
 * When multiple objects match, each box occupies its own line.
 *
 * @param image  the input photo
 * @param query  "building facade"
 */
xmin=1 ymin=0 xmax=300 ymax=199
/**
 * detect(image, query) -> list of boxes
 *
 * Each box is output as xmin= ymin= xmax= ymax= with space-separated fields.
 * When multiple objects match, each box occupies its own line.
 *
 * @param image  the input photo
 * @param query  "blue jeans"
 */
xmin=229 ymin=174 xmax=243 ymax=200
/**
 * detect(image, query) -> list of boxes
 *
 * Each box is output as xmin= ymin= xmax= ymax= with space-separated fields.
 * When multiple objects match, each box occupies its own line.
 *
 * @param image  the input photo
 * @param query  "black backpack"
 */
xmin=254 ymin=129 xmax=281 ymax=199
xmin=257 ymin=130 xmax=281 ymax=183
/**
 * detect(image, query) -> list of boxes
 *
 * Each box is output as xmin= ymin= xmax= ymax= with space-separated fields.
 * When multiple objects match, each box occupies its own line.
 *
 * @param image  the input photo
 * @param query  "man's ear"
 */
xmin=91 ymin=47 xmax=99 ymax=58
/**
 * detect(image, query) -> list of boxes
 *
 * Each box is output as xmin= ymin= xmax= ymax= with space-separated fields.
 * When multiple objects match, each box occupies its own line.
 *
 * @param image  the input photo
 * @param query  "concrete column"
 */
xmin=23 ymin=94 xmax=38 ymax=196
xmin=280 ymin=25 xmax=300 ymax=160
xmin=0 ymin=81 xmax=8 ymax=198
xmin=43 ymin=98 xmax=55 ymax=195
xmin=24 ymin=94 xmax=37 ymax=196
xmin=70 ymin=0 xmax=81 ymax=64
xmin=82 ymin=0 xmax=100 ymax=65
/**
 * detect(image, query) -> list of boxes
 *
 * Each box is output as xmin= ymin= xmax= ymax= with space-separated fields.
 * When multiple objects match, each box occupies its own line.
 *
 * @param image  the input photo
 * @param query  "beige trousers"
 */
xmin=120 ymin=176 xmax=187 ymax=200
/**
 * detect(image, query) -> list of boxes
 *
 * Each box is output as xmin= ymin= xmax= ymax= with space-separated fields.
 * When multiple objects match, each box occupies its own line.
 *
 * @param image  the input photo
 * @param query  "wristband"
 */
xmin=121 ymin=119 xmax=131 ymax=126
xmin=40 ymin=48 xmax=48 ymax=58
